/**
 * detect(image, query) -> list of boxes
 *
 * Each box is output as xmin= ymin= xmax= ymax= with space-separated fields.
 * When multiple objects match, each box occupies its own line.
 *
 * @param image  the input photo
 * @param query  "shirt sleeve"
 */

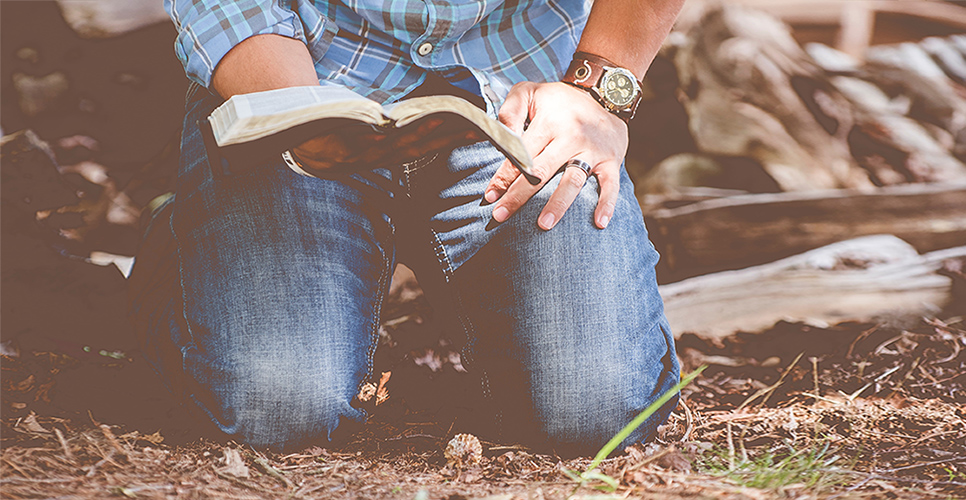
xmin=164 ymin=0 xmax=337 ymax=88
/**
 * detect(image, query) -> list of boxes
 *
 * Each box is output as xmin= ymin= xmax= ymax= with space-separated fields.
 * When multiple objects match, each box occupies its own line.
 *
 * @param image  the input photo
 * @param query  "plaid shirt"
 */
xmin=165 ymin=0 xmax=589 ymax=109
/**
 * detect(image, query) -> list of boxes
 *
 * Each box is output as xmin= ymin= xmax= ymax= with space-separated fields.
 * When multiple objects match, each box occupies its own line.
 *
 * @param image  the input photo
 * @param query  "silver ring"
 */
xmin=563 ymin=158 xmax=592 ymax=178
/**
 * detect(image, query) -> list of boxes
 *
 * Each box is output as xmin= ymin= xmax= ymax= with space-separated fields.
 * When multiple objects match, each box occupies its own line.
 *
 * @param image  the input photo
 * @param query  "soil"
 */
xmin=2 ymin=2 xmax=965 ymax=499
xmin=2 ymin=283 xmax=965 ymax=499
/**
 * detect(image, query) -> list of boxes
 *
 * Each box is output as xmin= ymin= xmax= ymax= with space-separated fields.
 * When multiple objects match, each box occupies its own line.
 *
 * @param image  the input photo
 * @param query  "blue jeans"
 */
xmin=129 ymin=85 xmax=679 ymax=454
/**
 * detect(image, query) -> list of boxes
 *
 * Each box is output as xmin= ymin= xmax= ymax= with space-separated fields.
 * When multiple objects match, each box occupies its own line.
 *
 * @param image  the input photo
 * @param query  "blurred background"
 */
xmin=1 ymin=0 xmax=964 ymax=433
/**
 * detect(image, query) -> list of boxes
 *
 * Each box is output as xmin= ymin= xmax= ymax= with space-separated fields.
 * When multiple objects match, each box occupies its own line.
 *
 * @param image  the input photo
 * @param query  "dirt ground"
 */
xmin=2 ymin=2 xmax=965 ymax=499
xmin=2 ymin=288 xmax=965 ymax=499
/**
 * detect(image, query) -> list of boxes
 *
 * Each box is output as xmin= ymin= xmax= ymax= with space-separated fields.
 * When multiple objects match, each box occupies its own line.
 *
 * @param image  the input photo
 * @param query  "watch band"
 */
xmin=561 ymin=52 xmax=643 ymax=122
xmin=562 ymin=52 xmax=616 ymax=90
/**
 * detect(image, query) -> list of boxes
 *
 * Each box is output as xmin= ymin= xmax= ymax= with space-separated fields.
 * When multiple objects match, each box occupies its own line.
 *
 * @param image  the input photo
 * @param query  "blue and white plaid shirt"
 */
xmin=165 ymin=0 xmax=589 ymax=110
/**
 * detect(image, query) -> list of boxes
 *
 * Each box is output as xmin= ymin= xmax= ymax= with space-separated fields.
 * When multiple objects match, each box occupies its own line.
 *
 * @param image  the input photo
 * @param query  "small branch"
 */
xmin=99 ymin=424 xmax=127 ymax=455
xmin=2 ymin=458 xmax=30 ymax=479
xmin=680 ymin=398 xmax=695 ymax=442
xmin=253 ymin=457 xmax=293 ymax=489
xmin=737 ymin=352 xmax=803 ymax=411
xmin=54 ymin=428 xmax=74 ymax=464
xmin=878 ymin=457 xmax=966 ymax=474
xmin=886 ymin=357 xmax=921 ymax=399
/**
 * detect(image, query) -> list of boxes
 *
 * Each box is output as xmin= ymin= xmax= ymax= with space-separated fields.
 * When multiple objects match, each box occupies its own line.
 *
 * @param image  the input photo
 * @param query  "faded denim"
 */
xmin=129 ymin=86 xmax=680 ymax=454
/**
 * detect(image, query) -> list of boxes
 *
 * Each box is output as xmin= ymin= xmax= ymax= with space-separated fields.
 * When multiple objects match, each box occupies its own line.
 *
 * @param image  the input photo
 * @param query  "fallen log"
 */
xmin=672 ymin=6 xmax=868 ymax=191
xmin=629 ymin=6 xmax=966 ymax=196
xmin=647 ymin=182 xmax=966 ymax=283
xmin=660 ymin=235 xmax=966 ymax=340
xmin=56 ymin=0 xmax=169 ymax=38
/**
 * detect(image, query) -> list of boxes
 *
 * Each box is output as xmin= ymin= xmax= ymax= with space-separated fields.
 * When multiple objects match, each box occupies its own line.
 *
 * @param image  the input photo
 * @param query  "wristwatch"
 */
xmin=561 ymin=52 xmax=643 ymax=122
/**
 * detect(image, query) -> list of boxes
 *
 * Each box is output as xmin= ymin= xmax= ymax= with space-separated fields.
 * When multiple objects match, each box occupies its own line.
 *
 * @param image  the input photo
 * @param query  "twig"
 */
xmin=679 ymin=398 xmax=695 ymax=442
xmin=0 ymin=477 xmax=84 ymax=484
xmin=622 ymin=447 xmax=671 ymax=474
xmin=2 ymin=458 xmax=30 ymax=479
xmin=872 ymin=334 xmax=906 ymax=356
xmin=933 ymin=329 xmax=961 ymax=364
xmin=737 ymin=425 xmax=748 ymax=463
xmin=835 ymin=469 xmax=966 ymax=487
xmin=826 ymin=475 xmax=874 ymax=500
xmin=736 ymin=352 xmax=803 ymax=411
xmin=810 ymin=356 xmax=820 ymax=397
xmin=294 ymin=481 xmax=331 ymax=497
xmin=886 ymin=357 xmax=920 ymax=399
xmin=916 ymin=364 xmax=941 ymax=386
xmin=82 ymin=432 xmax=120 ymax=469
xmin=846 ymin=325 xmax=879 ymax=358
xmin=213 ymin=468 xmax=282 ymax=495
xmin=54 ymin=428 xmax=74 ymax=463
xmin=910 ymin=370 xmax=965 ymax=388
xmin=99 ymin=424 xmax=127 ymax=455
xmin=385 ymin=433 xmax=441 ymax=442
xmin=878 ymin=457 xmax=966 ymax=474
xmin=800 ymin=392 xmax=841 ymax=404
xmin=726 ymin=422 xmax=735 ymax=470
xmin=86 ymin=457 xmax=115 ymax=478
xmin=253 ymin=457 xmax=293 ymax=489
xmin=908 ymin=429 xmax=960 ymax=448
xmin=844 ymin=364 xmax=901 ymax=401
xmin=487 ymin=445 xmax=531 ymax=452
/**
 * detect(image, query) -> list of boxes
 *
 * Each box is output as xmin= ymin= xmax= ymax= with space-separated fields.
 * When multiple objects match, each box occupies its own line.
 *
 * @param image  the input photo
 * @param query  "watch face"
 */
xmin=601 ymin=69 xmax=638 ymax=108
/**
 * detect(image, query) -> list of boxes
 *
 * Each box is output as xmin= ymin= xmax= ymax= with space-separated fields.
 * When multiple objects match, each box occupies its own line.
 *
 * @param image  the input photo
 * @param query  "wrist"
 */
xmin=560 ymin=52 xmax=643 ymax=123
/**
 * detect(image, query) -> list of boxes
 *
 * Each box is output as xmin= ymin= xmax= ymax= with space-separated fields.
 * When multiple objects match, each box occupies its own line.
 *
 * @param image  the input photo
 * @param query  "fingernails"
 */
xmin=538 ymin=212 xmax=555 ymax=230
xmin=484 ymin=189 xmax=499 ymax=203
xmin=492 ymin=206 xmax=509 ymax=222
xmin=598 ymin=215 xmax=610 ymax=229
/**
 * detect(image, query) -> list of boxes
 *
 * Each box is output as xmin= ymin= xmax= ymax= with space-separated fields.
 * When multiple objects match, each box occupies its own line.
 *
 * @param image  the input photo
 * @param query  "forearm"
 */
xmin=211 ymin=34 xmax=320 ymax=99
xmin=576 ymin=0 xmax=685 ymax=79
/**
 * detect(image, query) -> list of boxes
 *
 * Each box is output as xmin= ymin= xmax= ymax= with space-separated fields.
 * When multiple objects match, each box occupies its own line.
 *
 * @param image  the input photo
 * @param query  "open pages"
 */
xmin=206 ymin=86 xmax=536 ymax=183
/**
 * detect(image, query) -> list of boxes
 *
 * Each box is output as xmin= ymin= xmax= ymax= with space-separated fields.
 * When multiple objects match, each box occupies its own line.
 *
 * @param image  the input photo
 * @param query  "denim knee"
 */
xmin=185 ymin=327 xmax=369 ymax=452
xmin=445 ymin=164 xmax=678 ymax=455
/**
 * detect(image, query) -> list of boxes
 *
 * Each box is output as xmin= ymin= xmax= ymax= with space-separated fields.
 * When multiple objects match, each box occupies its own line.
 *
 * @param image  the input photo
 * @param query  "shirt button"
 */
xmin=417 ymin=42 xmax=433 ymax=56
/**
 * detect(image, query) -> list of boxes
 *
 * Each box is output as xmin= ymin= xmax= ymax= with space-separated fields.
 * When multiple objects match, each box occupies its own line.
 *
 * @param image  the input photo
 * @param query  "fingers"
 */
xmin=592 ymin=161 xmax=620 ymax=229
xmin=490 ymin=137 xmax=568 ymax=223
xmin=536 ymin=164 xmax=590 ymax=230
xmin=498 ymin=82 xmax=534 ymax=134
xmin=484 ymin=159 xmax=521 ymax=203
xmin=485 ymin=83 xmax=539 ymax=202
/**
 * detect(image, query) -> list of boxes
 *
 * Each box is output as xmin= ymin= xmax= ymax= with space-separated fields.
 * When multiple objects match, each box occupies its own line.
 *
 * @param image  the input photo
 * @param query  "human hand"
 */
xmin=291 ymin=118 xmax=480 ymax=175
xmin=484 ymin=81 xmax=628 ymax=230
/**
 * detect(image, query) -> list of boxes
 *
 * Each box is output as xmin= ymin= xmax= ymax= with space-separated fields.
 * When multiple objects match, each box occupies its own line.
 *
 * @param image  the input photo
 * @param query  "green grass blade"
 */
xmin=584 ymin=366 xmax=705 ymax=474
xmin=582 ymin=470 xmax=619 ymax=492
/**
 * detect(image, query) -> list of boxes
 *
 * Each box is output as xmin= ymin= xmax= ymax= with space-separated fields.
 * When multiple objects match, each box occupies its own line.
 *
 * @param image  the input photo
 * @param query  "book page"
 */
xmin=210 ymin=86 xmax=389 ymax=146
xmin=386 ymin=96 xmax=534 ymax=178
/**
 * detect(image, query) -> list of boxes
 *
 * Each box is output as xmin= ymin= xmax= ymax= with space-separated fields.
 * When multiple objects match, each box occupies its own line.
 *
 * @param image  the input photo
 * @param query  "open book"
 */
xmin=202 ymin=85 xmax=539 ymax=184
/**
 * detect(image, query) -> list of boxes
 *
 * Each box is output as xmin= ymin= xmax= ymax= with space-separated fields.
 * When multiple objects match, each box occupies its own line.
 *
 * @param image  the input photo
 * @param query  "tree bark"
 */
xmin=648 ymin=182 xmax=966 ymax=283
xmin=660 ymin=235 xmax=966 ymax=339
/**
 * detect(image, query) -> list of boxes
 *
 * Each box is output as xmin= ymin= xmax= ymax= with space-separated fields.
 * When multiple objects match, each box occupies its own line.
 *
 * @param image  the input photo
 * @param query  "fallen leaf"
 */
xmin=218 ymin=448 xmax=250 ymax=479
xmin=358 ymin=382 xmax=377 ymax=402
xmin=375 ymin=371 xmax=391 ymax=406
xmin=17 ymin=412 xmax=50 ymax=434
xmin=141 ymin=431 xmax=164 ymax=445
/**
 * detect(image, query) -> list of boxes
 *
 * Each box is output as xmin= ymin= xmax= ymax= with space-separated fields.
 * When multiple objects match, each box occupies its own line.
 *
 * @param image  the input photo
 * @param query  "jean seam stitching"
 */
xmin=359 ymin=218 xmax=394 ymax=420
xmin=169 ymin=202 xmax=198 ymax=395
